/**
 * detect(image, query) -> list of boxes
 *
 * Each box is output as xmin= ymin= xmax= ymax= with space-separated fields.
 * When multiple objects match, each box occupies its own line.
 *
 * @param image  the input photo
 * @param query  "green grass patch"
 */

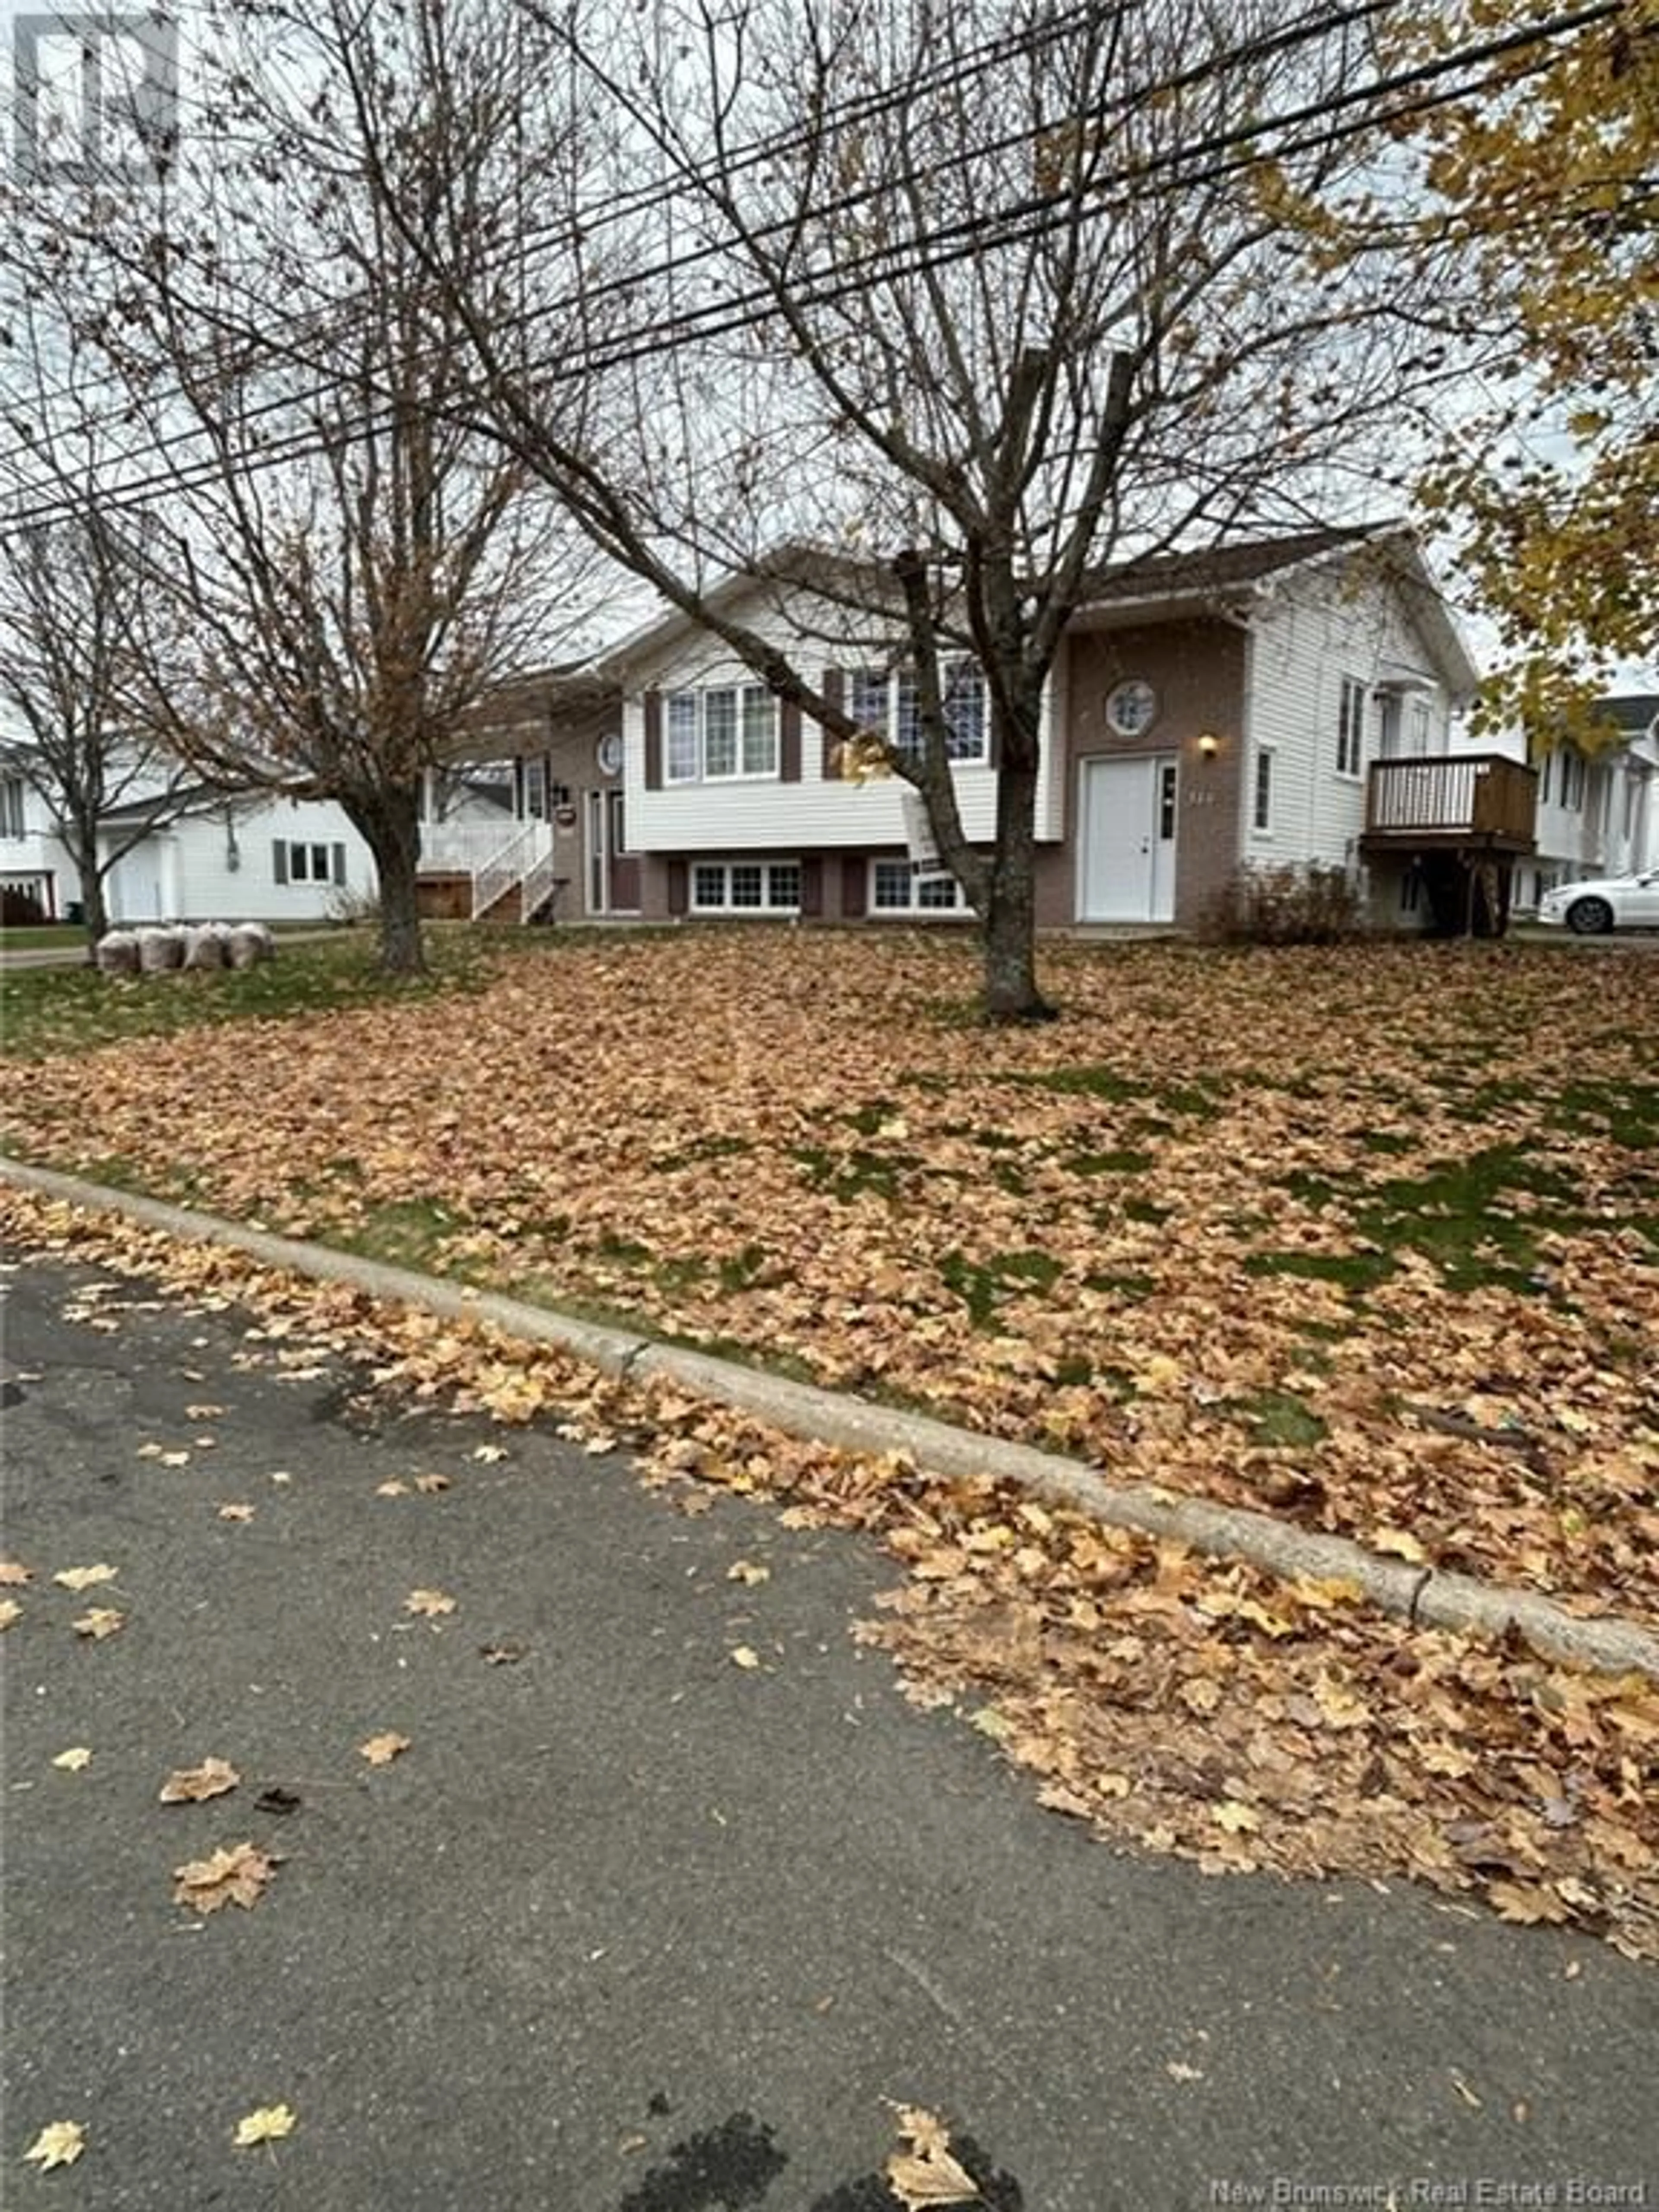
xmin=793 ymin=1144 xmax=910 ymax=1202
xmin=0 ymin=933 xmax=511 ymax=1062
xmin=939 ymin=1246 xmax=1063 ymax=1328
xmin=1230 ymin=1390 xmax=1330 ymax=1448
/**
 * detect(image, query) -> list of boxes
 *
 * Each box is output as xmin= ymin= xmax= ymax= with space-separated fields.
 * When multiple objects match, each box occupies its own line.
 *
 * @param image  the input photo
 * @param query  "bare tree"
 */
xmin=0 ymin=318 xmax=202 ymax=950
xmin=2 ymin=0 xmax=597 ymax=974
xmin=343 ymin=0 xmax=1486 ymax=1017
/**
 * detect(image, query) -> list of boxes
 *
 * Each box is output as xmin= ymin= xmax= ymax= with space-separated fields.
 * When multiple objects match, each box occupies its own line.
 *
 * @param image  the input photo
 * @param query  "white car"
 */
xmin=1536 ymin=872 xmax=1659 ymax=934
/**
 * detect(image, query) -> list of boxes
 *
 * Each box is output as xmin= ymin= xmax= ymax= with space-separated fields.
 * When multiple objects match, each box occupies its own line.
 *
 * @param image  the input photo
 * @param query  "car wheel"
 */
xmin=1566 ymin=896 xmax=1615 ymax=936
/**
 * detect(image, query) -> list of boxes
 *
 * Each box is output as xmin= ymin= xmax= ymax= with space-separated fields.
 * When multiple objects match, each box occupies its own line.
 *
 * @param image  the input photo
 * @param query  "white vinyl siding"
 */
xmin=627 ymin=582 xmax=1037 ymax=855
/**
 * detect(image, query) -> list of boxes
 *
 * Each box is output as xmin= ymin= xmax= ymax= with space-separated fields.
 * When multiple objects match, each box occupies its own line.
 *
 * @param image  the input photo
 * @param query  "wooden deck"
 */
xmin=1361 ymin=754 xmax=1537 ymax=853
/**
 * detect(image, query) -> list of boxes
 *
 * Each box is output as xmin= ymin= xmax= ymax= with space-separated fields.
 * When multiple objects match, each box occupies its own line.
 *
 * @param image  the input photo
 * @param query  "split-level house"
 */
xmin=426 ymin=523 xmax=1533 ymax=936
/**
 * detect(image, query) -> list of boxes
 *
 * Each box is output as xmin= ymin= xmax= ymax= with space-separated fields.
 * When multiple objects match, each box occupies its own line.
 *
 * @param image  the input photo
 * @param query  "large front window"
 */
xmin=850 ymin=660 xmax=988 ymax=765
xmin=666 ymin=683 xmax=778 ymax=782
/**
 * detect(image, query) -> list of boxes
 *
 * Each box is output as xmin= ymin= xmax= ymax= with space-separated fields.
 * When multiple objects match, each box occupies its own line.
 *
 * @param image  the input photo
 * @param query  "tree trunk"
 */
xmin=349 ymin=785 xmax=426 ymax=976
xmin=67 ymin=820 xmax=108 ymax=963
xmin=978 ymin=724 xmax=1054 ymax=1024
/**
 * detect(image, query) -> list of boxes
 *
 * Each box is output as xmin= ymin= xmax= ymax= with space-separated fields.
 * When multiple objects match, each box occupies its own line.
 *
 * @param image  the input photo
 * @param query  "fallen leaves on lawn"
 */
xmin=159 ymin=1758 xmax=240 ymax=1804
xmin=885 ymin=2106 xmax=980 ymax=2209
xmin=22 ymin=2121 xmax=86 ymax=2171
xmin=233 ymin=2105 xmax=296 ymax=2148
xmin=172 ymin=1841 xmax=279 ymax=1914
xmin=359 ymin=1732 xmax=410 ymax=1765
xmin=215 ymin=1503 xmax=255 ymax=1523
xmin=0 ymin=1558 xmax=31 ymax=1585
xmin=728 ymin=1645 xmax=762 ymax=1670
xmin=51 ymin=1747 xmax=93 ymax=1772
xmin=0 ymin=1599 xmax=21 ymax=1631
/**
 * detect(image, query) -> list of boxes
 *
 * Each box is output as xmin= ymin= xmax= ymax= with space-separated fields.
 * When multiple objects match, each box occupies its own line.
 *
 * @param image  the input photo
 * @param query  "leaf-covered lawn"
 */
xmin=4 ymin=928 xmax=1656 ymax=1625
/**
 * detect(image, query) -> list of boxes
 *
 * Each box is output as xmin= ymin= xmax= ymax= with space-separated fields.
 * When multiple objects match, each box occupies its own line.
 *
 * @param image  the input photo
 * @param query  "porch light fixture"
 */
xmin=1196 ymin=731 xmax=1221 ymax=759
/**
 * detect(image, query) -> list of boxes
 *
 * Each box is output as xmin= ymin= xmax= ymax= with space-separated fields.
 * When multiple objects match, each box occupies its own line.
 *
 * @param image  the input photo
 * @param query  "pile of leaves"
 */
xmin=3 ymin=1180 xmax=1656 ymax=1962
xmin=3 ymin=933 xmax=1654 ymax=1625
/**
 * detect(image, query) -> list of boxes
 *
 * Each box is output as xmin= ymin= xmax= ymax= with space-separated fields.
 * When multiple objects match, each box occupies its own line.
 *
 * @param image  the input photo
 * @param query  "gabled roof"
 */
xmin=1073 ymin=523 xmax=1382 ymax=606
xmin=585 ymin=522 xmax=1479 ymax=700
xmin=1596 ymin=693 xmax=1659 ymax=740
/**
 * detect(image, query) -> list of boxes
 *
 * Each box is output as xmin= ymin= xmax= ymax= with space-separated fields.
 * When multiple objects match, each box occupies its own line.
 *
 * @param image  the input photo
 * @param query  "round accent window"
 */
xmin=1106 ymin=679 xmax=1158 ymax=739
xmin=596 ymin=732 xmax=623 ymax=777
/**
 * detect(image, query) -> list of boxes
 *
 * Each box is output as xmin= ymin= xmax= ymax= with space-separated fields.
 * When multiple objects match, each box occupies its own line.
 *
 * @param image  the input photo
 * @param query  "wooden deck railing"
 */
xmin=1364 ymin=754 xmax=1537 ymax=845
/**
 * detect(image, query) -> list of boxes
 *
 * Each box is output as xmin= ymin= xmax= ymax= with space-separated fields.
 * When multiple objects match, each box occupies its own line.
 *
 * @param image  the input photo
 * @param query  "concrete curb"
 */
xmin=5 ymin=1154 xmax=1656 ymax=1684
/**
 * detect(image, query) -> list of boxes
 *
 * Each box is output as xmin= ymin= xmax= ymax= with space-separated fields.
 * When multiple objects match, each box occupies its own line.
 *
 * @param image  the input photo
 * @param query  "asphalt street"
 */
xmin=2 ymin=1245 xmax=1654 ymax=2211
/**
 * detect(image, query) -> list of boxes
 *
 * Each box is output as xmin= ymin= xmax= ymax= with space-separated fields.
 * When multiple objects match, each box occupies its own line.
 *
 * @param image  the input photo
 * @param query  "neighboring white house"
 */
xmin=0 ymin=759 xmax=376 ymax=925
xmin=1454 ymin=693 xmax=1659 ymax=912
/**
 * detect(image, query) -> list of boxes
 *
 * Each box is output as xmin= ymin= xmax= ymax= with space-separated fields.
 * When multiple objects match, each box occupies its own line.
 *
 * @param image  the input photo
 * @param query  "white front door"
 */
xmin=1078 ymin=755 xmax=1178 ymax=922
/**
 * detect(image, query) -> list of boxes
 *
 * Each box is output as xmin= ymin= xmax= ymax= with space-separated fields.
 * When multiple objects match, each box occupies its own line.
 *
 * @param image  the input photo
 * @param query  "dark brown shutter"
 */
xmin=799 ymin=857 xmax=823 ymax=917
xmin=644 ymin=691 xmax=663 ymax=790
xmin=331 ymin=843 xmax=346 ymax=885
xmin=821 ymin=667 xmax=844 ymax=779
xmin=272 ymin=840 xmax=288 ymax=884
xmin=667 ymin=859 xmax=688 ymax=916
xmin=841 ymin=855 xmax=866 ymax=917
xmin=780 ymin=698 xmax=801 ymax=782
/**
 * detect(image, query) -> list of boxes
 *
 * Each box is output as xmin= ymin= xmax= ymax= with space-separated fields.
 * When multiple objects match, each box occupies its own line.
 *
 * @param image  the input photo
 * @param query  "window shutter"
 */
xmin=821 ymin=667 xmax=844 ymax=779
xmin=841 ymin=856 xmax=866 ymax=918
xmin=332 ymin=843 xmax=346 ymax=886
xmin=273 ymin=840 xmax=288 ymax=885
xmin=644 ymin=691 xmax=663 ymax=790
xmin=667 ymin=859 xmax=688 ymax=915
xmin=799 ymin=857 xmax=823 ymax=918
xmin=780 ymin=698 xmax=801 ymax=783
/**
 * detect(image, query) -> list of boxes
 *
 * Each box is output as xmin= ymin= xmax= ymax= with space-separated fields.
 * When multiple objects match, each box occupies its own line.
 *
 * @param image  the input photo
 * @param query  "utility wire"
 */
xmin=0 ymin=0 xmax=1632 ymax=525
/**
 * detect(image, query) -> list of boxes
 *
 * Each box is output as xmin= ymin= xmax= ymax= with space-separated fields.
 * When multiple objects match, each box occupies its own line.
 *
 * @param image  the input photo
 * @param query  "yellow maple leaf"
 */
xmin=233 ymin=2104 xmax=296 ymax=2148
xmin=404 ymin=1589 xmax=456 ymax=1618
xmin=216 ymin=1503 xmax=255 ymax=1523
xmin=885 ymin=2106 xmax=979 ymax=2209
xmin=172 ymin=1841 xmax=278 ymax=1913
xmin=22 ymin=2120 xmax=86 ymax=2170
xmin=54 ymin=1563 xmax=118 ymax=1591
xmin=51 ymin=1746 xmax=93 ymax=1772
xmin=0 ymin=1599 xmax=22 ymax=1631
xmin=73 ymin=1608 xmax=125 ymax=1640
xmin=0 ymin=1558 xmax=32 ymax=1585
xmin=726 ymin=1559 xmax=771 ymax=1586
xmin=1368 ymin=1527 xmax=1427 ymax=1564
xmin=413 ymin=1473 xmax=451 ymax=1494
xmin=729 ymin=1645 xmax=762 ymax=1670
xmin=159 ymin=1758 xmax=241 ymax=1804
xmin=359 ymin=1732 xmax=411 ymax=1765
xmin=1212 ymin=1799 xmax=1261 ymax=1835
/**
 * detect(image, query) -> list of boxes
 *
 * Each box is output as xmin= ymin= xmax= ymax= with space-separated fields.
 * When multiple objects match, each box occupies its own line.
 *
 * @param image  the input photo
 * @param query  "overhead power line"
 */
xmin=0 ymin=0 xmax=1631 ymax=528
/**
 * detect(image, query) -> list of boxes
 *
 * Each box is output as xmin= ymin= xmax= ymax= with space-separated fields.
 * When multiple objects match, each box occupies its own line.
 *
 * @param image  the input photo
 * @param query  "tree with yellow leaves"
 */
xmin=1409 ymin=0 xmax=1658 ymax=744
